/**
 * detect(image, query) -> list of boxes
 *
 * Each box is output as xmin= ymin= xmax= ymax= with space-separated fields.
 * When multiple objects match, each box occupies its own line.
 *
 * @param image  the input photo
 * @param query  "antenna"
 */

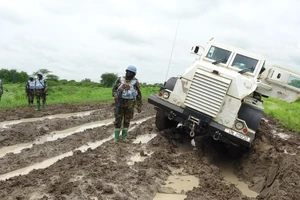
xmin=165 ymin=19 xmax=180 ymax=81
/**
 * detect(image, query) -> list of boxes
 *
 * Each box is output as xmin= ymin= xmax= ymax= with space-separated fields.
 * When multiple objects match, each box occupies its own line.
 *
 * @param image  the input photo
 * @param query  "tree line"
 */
xmin=0 ymin=68 xmax=162 ymax=88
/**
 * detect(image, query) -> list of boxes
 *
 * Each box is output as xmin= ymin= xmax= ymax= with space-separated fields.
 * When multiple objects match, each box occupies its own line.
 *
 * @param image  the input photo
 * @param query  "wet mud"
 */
xmin=0 ymin=101 xmax=299 ymax=200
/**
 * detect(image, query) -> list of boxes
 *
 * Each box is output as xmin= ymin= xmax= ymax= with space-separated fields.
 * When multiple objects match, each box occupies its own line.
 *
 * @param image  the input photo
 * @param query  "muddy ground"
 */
xmin=0 ymin=101 xmax=299 ymax=200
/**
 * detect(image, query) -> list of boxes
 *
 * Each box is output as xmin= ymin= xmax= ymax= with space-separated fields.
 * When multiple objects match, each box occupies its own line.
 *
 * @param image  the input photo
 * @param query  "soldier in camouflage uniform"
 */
xmin=35 ymin=72 xmax=47 ymax=111
xmin=112 ymin=65 xmax=142 ymax=142
xmin=0 ymin=79 xmax=3 ymax=101
xmin=25 ymin=75 xmax=35 ymax=106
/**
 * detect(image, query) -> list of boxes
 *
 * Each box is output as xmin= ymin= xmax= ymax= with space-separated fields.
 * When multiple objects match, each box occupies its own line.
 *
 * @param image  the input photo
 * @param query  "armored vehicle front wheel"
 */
xmin=155 ymin=108 xmax=176 ymax=131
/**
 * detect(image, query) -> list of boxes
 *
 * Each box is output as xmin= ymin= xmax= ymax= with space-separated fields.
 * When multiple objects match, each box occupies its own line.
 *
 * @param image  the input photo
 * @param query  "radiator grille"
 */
xmin=184 ymin=70 xmax=231 ymax=117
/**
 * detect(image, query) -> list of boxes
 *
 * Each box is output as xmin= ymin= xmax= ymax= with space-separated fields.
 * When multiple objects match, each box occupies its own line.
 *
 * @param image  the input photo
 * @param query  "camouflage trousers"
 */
xmin=26 ymin=89 xmax=35 ymax=104
xmin=114 ymin=99 xmax=136 ymax=129
xmin=0 ymin=89 xmax=2 ymax=100
xmin=35 ymin=89 xmax=46 ymax=104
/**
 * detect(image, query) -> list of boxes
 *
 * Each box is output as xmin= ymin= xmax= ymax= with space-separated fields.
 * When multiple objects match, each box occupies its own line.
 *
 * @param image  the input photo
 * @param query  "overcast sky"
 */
xmin=0 ymin=0 xmax=299 ymax=84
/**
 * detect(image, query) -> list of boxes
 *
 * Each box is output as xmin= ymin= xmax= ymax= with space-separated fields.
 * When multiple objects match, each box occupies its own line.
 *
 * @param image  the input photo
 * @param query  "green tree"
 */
xmin=100 ymin=73 xmax=117 ymax=87
xmin=0 ymin=69 xmax=28 ymax=83
xmin=0 ymin=69 xmax=10 ymax=82
xmin=81 ymin=78 xmax=91 ymax=82
xmin=33 ymin=69 xmax=52 ymax=78
xmin=19 ymin=71 xmax=29 ymax=83
xmin=47 ymin=74 xmax=59 ymax=81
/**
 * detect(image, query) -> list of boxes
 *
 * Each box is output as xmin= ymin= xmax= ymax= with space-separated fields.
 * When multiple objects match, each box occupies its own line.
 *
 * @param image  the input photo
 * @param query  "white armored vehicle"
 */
xmin=148 ymin=40 xmax=300 ymax=147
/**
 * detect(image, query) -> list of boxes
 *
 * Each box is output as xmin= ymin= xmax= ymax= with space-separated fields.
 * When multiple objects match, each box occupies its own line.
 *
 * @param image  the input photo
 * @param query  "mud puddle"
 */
xmin=154 ymin=168 xmax=199 ymax=200
xmin=128 ymin=133 xmax=157 ymax=165
xmin=133 ymin=133 xmax=158 ymax=144
xmin=153 ymin=193 xmax=187 ymax=200
xmin=220 ymin=162 xmax=259 ymax=198
xmin=127 ymin=151 xmax=154 ymax=165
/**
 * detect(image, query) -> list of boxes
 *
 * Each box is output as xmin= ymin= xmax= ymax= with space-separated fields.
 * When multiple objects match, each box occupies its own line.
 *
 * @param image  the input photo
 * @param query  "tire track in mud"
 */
xmin=0 ymin=108 xmax=114 ymax=148
xmin=0 ymin=105 xmax=155 ymax=175
xmin=234 ymin=117 xmax=300 ymax=199
xmin=0 ymin=117 xmax=154 ymax=180
xmin=0 ymin=103 xmax=300 ymax=200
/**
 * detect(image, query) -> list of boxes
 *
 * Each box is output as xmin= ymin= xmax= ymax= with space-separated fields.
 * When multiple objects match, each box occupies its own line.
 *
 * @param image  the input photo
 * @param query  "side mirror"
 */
xmin=190 ymin=45 xmax=204 ymax=56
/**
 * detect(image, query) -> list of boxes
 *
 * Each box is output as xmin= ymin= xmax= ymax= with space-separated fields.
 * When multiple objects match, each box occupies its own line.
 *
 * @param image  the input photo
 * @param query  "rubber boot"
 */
xmin=35 ymin=103 xmax=40 ymax=111
xmin=114 ymin=129 xmax=121 ymax=142
xmin=42 ymin=103 xmax=46 ymax=109
xmin=122 ymin=129 xmax=128 ymax=140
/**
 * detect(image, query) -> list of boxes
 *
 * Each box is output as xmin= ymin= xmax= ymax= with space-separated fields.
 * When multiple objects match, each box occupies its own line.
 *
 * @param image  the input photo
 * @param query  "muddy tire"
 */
xmin=155 ymin=108 xmax=174 ymax=131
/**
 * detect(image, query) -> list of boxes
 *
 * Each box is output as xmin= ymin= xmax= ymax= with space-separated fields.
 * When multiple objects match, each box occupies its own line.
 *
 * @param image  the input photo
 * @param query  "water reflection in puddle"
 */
xmin=0 ymin=110 xmax=97 ymax=129
xmin=153 ymin=168 xmax=199 ymax=200
xmin=220 ymin=165 xmax=259 ymax=198
xmin=271 ymin=130 xmax=291 ymax=140
xmin=0 ymin=143 xmax=33 ymax=158
xmin=164 ymin=175 xmax=199 ymax=193
xmin=133 ymin=133 xmax=157 ymax=144
xmin=127 ymin=152 xmax=153 ymax=165
xmin=284 ymin=149 xmax=296 ymax=155
xmin=45 ymin=118 xmax=113 ymax=141
xmin=153 ymin=193 xmax=186 ymax=200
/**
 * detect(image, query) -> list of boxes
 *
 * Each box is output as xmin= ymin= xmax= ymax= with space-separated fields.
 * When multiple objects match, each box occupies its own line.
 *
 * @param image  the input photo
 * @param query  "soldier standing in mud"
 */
xmin=0 ymin=79 xmax=3 ymax=101
xmin=25 ymin=75 xmax=35 ymax=106
xmin=35 ymin=72 xmax=47 ymax=111
xmin=112 ymin=65 xmax=142 ymax=142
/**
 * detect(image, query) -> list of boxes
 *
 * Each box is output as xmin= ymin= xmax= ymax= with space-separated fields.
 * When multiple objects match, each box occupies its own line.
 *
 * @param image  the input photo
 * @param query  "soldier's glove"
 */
xmin=114 ymin=94 xmax=118 ymax=105
xmin=120 ymin=84 xmax=130 ymax=90
xmin=136 ymin=107 xmax=142 ymax=113
xmin=124 ymin=84 xmax=130 ymax=90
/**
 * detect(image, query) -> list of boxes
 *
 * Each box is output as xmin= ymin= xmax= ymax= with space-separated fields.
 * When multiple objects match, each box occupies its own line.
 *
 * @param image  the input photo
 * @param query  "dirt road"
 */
xmin=0 ymin=101 xmax=299 ymax=200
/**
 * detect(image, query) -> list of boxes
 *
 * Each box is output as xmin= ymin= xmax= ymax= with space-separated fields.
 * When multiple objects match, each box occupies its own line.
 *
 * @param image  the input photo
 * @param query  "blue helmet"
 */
xmin=126 ymin=65 xmax=137 ymax=74
xmin=29 ymin=75 xmax=34 ymax=79
xmin=37 ymin=72 xmax=43 ymax=76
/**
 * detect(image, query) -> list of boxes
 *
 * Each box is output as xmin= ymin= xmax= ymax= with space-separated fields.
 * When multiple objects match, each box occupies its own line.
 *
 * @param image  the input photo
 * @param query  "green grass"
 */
xmin=1 ymin=83 xmax=299 ymax=133
xmin=0 ymin=83 xmax=160 ymax=109
xmin=263 ymin=97 xmax=300 ymax=133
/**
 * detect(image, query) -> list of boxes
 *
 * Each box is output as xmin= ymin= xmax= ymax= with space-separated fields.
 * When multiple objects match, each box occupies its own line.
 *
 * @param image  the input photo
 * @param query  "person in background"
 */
xmin=0 ymin=79 xmax=3 ymax=101
xmin=25 ymin=75 xmax=35 ymax=106
xmin=112 ymin=65 xmax=142 ymax=142
xmin=35 ymin=72 xmax=47 ymax=110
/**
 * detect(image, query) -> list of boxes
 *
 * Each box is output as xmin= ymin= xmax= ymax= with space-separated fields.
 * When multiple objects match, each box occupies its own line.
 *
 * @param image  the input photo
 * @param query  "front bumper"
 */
xmin=148 ymin=94 xmax=254 ymax=147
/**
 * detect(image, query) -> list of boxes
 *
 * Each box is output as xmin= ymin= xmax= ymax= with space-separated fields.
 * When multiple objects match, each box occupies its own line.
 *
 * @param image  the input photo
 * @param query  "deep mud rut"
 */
xmin=0 ymin=101 xmax=299 ymax=200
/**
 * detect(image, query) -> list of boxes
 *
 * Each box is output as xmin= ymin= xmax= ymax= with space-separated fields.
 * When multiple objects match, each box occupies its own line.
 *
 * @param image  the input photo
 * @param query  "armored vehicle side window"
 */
xmin=288 ymin=76 xmax=300 ymax=89
xmin=206 ymin=46 xmax=231 ymax=64
xmin=232 ymin=54 xmax=258 ymax=73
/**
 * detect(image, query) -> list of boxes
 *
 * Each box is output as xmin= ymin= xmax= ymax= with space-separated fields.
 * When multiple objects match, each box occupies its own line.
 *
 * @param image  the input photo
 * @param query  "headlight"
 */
xmin=163 ymin=91 xmax=170 ymax=99
xmin=235 ymin=121 xmax=244 ymax=130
